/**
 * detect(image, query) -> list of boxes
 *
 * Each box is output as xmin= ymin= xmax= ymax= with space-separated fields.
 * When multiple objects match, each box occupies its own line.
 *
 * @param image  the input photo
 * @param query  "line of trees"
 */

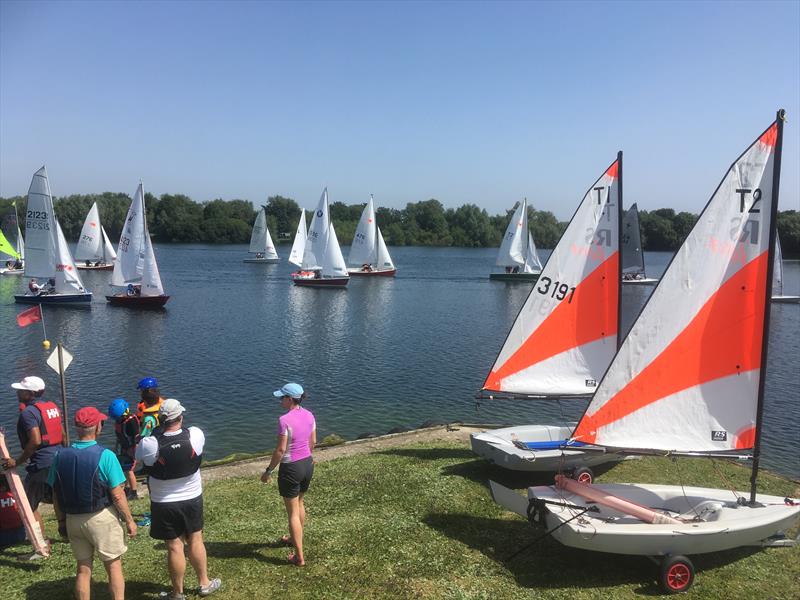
xmin=1 ymin=193 xmax=798 ymax=255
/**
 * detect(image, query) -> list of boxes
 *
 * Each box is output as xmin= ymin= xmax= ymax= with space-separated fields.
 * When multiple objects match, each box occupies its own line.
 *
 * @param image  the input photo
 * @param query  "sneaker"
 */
xmin=199 ymin=578 xmax=222 ymax=597
xmin=23 ymin=551 xmax=47 ymax=561
xmin=158 ymin=592 xmax=185 ymax=600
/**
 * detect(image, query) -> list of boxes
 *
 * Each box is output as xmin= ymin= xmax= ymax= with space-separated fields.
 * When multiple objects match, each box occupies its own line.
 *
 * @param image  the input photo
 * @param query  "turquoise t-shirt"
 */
xmin=47 ymin=441 xmax=126 ymax=489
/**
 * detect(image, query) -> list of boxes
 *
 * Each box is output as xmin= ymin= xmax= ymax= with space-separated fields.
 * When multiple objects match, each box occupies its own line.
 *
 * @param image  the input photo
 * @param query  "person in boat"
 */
xmin=0 ymin=477 xmax=26 ymax=550
xmin=2 ymin=376 xmax=65 ymax=556
xmin=505 ymin=266 xmax=512 ymax=274
xmin=256 ymin=252 xmax=264 ymax=259
xmin=5 ymin=259 xmax=13 ymax=269
xmin=314 ymin=270 xmax=321 ymax=279
xmin=49 ymin=406 xmax=137 ymax=600
xmin=13 ymin=259 xmax=22 ymax=269
xmin=361 ymin=263 xmax=373 ymax=272
xmin=94 ymin=260 xmax=103 ymax=267
xmin=136 ymin=378 xmax=164 ymax=439
xmin=126 ymin=284 xmax=141 ymax=297
xmin=85 ymin=260 xmax=92 ymax=267
xmin=512 ymin=266 xmax=520 ymax=274
xmin=45 ymin=278 xmax=56 ymax=294
xmin=28 ymin=279 xmax=43 ymax=295
xmin=261 ymin=383 xmax=316 ymax=567
xmin=108 ymin=398 xmax=140 ymax=500
xmin=135 ymin=399 xmax=222 ymax=598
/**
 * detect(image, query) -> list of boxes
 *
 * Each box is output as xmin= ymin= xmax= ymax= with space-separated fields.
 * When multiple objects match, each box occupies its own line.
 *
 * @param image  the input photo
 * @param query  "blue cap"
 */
xmin=273 ymin=383 xmax=304 ymax=399
xmin=108 ymin=398 xmax=129 ymax=420
xmin=137 ymin=377 xmax=158 ymax=390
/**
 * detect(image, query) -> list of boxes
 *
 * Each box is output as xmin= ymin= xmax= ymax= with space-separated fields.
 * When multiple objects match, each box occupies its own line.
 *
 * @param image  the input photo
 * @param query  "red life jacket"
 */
xmin=114 ymin=414 xmax=141 ymax=454
xmin=0 ymin=490 xmax=23 ymax=530
xmin=32 ymin=401 xmax=64 ymax=447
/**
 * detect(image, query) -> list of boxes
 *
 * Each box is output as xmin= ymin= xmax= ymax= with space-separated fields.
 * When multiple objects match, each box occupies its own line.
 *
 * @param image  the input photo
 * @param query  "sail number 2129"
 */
xmin=536 ymin=277 xmax=576 ymax=303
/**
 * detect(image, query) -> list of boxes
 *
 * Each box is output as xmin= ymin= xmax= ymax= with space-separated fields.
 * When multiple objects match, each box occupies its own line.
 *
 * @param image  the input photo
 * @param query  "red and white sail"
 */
xmin=572 ymin=119 xmax=782 ymax=452
xmin=483 ymin=155 xmax=621 ymax=396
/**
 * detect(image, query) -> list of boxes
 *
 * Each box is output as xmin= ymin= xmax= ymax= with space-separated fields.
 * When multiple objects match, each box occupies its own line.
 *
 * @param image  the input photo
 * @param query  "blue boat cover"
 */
xmin=520 ymin=439 xmax=586 ymax=450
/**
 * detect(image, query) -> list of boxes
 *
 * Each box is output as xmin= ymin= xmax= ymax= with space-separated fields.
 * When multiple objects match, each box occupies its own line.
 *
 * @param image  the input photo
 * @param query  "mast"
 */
xmin=749 ymin=109 xmax=785 ymax=504
xmin=616 ymin=151 xmax=623 ymax=350
xmin=522 ymin=198 xmax=529 ymax=272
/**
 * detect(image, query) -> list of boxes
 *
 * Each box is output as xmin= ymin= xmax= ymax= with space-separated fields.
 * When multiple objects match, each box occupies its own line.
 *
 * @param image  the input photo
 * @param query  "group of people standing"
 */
xmin=1 ymin=375 xmax=317 ymax=599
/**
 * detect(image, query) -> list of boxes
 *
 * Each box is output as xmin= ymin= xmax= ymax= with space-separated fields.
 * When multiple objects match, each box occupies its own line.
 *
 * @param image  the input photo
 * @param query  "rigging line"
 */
xmin=710 ymin=457 xmax=744 ymax=502
xmin=505 ymin=504 xmax=596 ymax=563
xmin=672 ymin=455 xmax=701 ymax=520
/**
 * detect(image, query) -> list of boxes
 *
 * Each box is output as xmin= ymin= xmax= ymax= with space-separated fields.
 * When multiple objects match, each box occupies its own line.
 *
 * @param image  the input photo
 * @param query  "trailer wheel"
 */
xmin=660 ymin=555 xmax=694 ymax=594
xmin=573 ymin=467 xmax=594 ymax=484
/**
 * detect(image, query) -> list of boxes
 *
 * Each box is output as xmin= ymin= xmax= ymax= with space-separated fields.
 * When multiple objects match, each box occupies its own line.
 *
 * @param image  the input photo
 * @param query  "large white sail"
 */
xmin=75 ymin=203 xmax=104 ymax=261
xmin=621 ymin=203 xmax=645 ymax=275
xmin=483 ymin=156 xmax=622 ymax=396
xmin=496 ymin=200 xmax=527 ymax=268
xmin=572 ymin=119 xmax=781 ymax=452
xmin=111 ymin=183 xmax=146 ymax=287
xmin=524 ymin=231 xmax=543 ymax=273
xmin=248 ymin=208 xmax=268 ymax=253
xmin=322 ymin=222 xmax=349 ymax=278
xmin=375 ymin=226 xmax=394 ymax=270
xmin=348 ymin=195 xmax=378 ymax=266
xmin=54 ymin=221 xmax=86 ymax=294
xmin=141 ymin=232 xmax=164 ymax=296
xmin=773 ymin=234 xmax=784 ymax=296
xmin=288 ymin=209 xmax=307 ymax=267
xmin=23 ymin=167 xmax=58 ymax=279
xmin=101 ymin=226 xmax=117 ymax=262
xmin=301 ymin=189 xmax=330 ymax=270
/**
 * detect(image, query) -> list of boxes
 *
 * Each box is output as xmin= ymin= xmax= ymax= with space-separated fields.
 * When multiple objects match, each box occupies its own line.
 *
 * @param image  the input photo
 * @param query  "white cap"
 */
xmin=159 ymin=398 xmax=186 ymax=422
xmin=11 ymin=376 xmax=45 ymax=392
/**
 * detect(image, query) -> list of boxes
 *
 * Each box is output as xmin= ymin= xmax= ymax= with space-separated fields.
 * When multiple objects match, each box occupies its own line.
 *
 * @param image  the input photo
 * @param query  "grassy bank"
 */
xmin=1 ymin=440 xmax=798 ymax=599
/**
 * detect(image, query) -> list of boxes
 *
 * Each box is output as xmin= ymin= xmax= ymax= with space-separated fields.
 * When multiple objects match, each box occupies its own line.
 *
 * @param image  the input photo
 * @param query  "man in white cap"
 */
xmin=2 ymin=375 xmax=65 ymax=553
xmin=135 ymin=399 xmax=221 ymax=600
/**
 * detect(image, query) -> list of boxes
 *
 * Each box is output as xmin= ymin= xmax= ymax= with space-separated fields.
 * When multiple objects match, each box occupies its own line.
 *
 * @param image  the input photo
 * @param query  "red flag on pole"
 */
xmin=16 ymin=305 xmax=42 ymax=328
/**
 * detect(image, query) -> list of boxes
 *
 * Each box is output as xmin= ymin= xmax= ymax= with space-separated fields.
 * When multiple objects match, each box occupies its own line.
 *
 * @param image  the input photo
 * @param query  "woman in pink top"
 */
xmin=260 ymin=382 xmax=316 ymax=567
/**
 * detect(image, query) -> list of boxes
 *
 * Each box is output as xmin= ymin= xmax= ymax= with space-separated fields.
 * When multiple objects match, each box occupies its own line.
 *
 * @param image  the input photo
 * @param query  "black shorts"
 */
xmin=24 ymin=468 xmax=53 ymax=511
xmin=150 ymin=495 xmax=204 ymax=540
xmin=278 ymin=457 xmax=314 ymax=499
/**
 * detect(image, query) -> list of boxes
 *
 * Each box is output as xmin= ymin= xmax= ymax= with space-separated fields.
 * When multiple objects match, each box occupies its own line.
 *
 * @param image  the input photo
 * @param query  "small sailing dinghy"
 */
xmin=621 ymin=203 xmax=658 ymax=284
xmin=490 ymin=112 xmax=799 ymax=594
xmin=347 ymin=195 xmax=396 ymax=276
xmin=15 ymin=167 xmax=92 ymax=304
xmin=75 ymin=202 xmax=117 ymax=270
xmin=106 ymin=182 xmax=169 ymax=307
xmin=288 ymin=209 xmax=307 ymax=268
xmin=472 ymin=154 xmax=624 ymax=479
xmin=771 ymin=235 xmax=799 ymax=303
xmin=244 ymin=206 xmax=280 ymax=263
xmin=291 ymin=189 xmax=349 ymax=287
xmin=489 ymin=198 xmax=543 ymax=281
xmin=0 ymin=203 xmax=24 ymax=275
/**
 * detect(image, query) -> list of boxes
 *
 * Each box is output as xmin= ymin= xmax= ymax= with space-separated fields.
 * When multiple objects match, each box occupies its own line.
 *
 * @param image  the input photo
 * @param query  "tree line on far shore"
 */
xmin=0 ymin=193 xmax=798 ymax=256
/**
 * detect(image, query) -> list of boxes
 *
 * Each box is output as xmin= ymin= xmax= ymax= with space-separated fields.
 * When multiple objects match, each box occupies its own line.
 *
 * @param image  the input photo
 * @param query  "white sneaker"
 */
xmin=199 ymin=578 xmax=222 ymax=596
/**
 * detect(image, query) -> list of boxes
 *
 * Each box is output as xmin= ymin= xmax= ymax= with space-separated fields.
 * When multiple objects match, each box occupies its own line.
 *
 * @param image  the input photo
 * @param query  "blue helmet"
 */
xmin=137 ymin=377 xmax=158 ymax=390
xmin=108 ymin=398 xmax=129 ymax=420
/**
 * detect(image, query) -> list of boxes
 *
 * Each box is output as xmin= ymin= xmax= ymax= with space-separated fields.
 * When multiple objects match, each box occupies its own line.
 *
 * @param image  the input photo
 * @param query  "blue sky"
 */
xmin=1 ymin=1 xmax=798 ymax=219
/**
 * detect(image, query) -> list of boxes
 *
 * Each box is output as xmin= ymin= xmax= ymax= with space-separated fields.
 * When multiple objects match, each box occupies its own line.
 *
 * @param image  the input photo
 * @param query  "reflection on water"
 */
xmin=1 ymin=246 xmax=797 ymax=478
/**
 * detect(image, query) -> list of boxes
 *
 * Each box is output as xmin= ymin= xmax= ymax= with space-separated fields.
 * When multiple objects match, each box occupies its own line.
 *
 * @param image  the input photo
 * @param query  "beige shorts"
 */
xmin=66 ymin=506 xmax=127 ymax=562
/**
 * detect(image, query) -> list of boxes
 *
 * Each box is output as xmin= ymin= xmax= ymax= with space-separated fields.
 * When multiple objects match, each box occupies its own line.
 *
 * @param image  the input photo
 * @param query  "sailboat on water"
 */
xmin=75 ymin=202 xmax=117 ymax=270
xmin=291 ymin=188 xmax=349 ymax=287
xmin=471 ymin=154 xmax=623 ymax=479
xmin=0 ymin=203 xmax=24 ymax=275
xmin=106 ymin=182 xmax=169 ymax=307
xmin=347 ymin=195 xmax=396 ymax=276
xmin=771 ymin=235 xmax=799 ymax=303
xmin=244 ymin=206 xmax=280 ymax=263
xmin=621 ymin=203 xmax=658 ymax=284
xmin=490 ymin=198 xmax=543 ymax=281
xmin=288 ymin=209 xmax=307 ymax=268
xmin=15 ymin=167 xmax=92 ymax=304
xmin=489 ymin=112 xmax=799 ymax=594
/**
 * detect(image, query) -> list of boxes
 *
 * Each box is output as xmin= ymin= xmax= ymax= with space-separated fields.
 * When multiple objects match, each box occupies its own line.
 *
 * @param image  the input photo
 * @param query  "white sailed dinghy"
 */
xmin=490 ymin=111 xmax=799 ymax=594
xmin=621 ymin=203 xmax=658 ymax=284
xmin=244 ymin=206 xmax=280 ymax=263
xmin=771 ymin=235 xmax=799 ymax=303
xmin=347 ymin=195 xmax=396 ymax=276
xmin=288 ymin=209 xmax=307 ymax=268
xmin=15 ymin=167 xmax=92 ymax=304
xmin=291 ymin=189 xmax=349 ymax=287
xmin=75 ymin=202 xmax=117 ymax=270
xmin=489 ymin=198 xmax=543 ymax=282
xmin=472 ymin=154 xmax=624 ymax=479
xmin=0 ymin=202 xmax=24 ymax=275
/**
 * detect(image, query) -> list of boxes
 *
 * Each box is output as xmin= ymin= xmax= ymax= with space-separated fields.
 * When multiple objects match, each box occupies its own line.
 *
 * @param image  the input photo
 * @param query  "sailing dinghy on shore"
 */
xmin=621 ymin=203 xmax=658 ymax=284
xmin=244 ymin=206 xmax=280 ymax=263
xmin=489 ymin=198 xmax=543 ymax=281
xmin=75 ymin=202 xmax=117 ymax=270
xmin=347 ymin=195 xmax=396 ymax=276
xmin=291 ymin=189 xmax=349 ymax=287
xmin=489 ymin=111 xmax=799 ymax=594
xmin=471 ymin=154 xmax=623 ymax=479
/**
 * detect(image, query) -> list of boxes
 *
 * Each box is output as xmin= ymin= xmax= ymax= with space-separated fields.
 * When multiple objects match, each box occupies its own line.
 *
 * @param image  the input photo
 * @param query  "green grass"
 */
xmin=1 ymin=442 xmax=797 ymax=599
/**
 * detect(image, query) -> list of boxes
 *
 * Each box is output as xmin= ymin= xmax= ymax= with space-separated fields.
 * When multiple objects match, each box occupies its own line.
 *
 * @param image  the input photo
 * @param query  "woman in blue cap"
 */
xmin=260 ymin=382 xmax=316 ymax=566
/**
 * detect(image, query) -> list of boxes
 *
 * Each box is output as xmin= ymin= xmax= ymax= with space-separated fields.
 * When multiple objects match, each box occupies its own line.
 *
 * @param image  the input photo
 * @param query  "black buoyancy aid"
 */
xmin=114 ymin=414 xmax=140 ymax=452
xmin=54 ymin=444 xmax=111 ymax=515
xmin=148 ymin=428 xmax=202 ymax=481
xmin=32 ymin=401 xmax=64 ymax=447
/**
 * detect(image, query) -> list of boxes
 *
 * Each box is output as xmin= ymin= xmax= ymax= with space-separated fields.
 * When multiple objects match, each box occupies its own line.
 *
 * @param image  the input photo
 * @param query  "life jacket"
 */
xmin=114 ymin=414 xmax=141 ymax=453
xmin=148 ymin=428 xmax=202 ymax=481
xmin=32 ymin=401 xmax=64 ymax=447
xmin=0 ymin=491 xmax=23 ymax=530
xmin=137 ymin=398 xmax=163 ymax=427
xmin=53 ymin=444 xmax=111 ymax=515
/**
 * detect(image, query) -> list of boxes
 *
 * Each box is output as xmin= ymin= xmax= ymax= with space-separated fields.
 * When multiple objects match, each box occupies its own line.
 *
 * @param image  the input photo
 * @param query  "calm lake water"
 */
xmin=1 ymin=246 xmax=798 ymax=479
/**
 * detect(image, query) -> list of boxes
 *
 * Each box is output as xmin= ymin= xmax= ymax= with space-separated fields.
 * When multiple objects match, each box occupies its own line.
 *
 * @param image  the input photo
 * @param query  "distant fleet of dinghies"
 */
xmin=75 ymin=202 xmax=117 ymax=270
xmin=490 ymin=197 xmax=543 ymax=281
xmin=483 ymin=111 xmax=799 ymax=595
xmin=347 ymin=195 xmax=396 ymax=276
xmin=243 ymin=206 xmax=280 ymax=263
xmin=0 ymin=203 xmax=24 ymax=275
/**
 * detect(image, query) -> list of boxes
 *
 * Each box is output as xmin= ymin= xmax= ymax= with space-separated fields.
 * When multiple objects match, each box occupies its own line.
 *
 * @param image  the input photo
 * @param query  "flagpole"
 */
xmin=39 ymin=304 xmax=50 ymax=349
xmin=57 ymin=342 xmax=69 ymax=446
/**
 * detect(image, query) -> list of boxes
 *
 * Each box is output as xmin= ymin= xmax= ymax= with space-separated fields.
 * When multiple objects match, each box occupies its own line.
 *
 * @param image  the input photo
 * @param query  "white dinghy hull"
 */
xmin=500 ymin=481 xmax=800 ymax=556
